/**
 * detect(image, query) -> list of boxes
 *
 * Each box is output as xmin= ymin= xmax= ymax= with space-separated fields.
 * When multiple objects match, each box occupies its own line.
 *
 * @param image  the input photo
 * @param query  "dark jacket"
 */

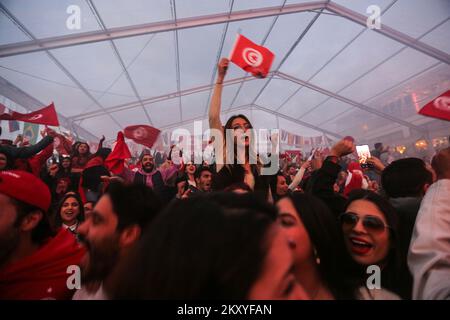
xmin=389 ymin=197 xmax=421 ymax=230
xmin=305 ymin=157 xmax=347 ymax=217
xmin=387 ymin=196 xmax=421 ymax=299
xmin=82 ymin=165 xmax=110 ymax=191
xmin=0 ymin=136 xmax=54 ymax=169
xmin=41 ymin=167 xmax=78 ymax=193
xmin=212 ymin=164 xmax=270 ymax=199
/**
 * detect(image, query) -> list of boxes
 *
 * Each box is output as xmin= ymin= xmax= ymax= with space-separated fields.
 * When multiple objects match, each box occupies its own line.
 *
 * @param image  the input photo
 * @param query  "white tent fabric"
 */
xmin=0 ymin=0 xmax=449 ymax=148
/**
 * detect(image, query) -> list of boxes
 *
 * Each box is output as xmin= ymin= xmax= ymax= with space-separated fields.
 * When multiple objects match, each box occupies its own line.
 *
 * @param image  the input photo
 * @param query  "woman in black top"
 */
xmin=209 ymin=58 xmax=269 ymax=198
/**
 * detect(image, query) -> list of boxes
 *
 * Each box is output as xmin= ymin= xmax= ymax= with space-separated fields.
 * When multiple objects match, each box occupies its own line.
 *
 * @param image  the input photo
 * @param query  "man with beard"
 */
xmin=72 ymin=181 xmax=161 ymax=299
xmin=0 ymin=170 xmax=85 ymax=299
xmin=180 ymin=166 xmax=213 ymax=199
xmin=121 ymin=149 xmax=178 ymax=202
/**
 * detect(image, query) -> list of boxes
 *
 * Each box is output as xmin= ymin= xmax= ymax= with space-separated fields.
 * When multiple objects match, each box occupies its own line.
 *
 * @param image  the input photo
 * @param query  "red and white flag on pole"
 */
xmin=418 ymin=90 xmax=450 ymax=122
xmin=229 ymin=34 xmax=275 ymax=78
xmin=0 ymin=102 xmax=59 ymax=126
xmin=124 ymin=125 xmax=161 ymax=148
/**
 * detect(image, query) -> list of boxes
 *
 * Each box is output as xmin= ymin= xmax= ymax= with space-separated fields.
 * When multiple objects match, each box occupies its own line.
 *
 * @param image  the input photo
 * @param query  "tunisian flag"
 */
xmin=124 ymin=124 xmax=161 ymax=148
xmin=105 ymin=131 xmax=131 ymax=174
xmin=0 ymin=102 xmax=60 ymax=126
xmin=229 ymin=34 xmax=275 ymax=78
xmin=418 ymin=90 xmax=450 ymax=122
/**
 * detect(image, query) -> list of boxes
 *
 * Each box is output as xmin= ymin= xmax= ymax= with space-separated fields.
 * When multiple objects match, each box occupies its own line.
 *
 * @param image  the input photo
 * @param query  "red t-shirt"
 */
xmin=0 ymin=229 xmax=86 ymax=300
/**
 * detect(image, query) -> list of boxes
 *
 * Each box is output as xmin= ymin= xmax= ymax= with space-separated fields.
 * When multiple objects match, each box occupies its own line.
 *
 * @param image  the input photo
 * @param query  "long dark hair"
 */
xmin=53 ymin=193 xmax=85 ymax=230
xmin=270 ymin=171 xmax=287 ymax=202
xmin=71 ymin=142 xmax=91 ymax=167
xmin=111 ymin=192 xmax=277 ymax=299
xmin=283 ymin=193 xmax=359 ymax=299
xmin=58 ymin=154 xmax=72 ymax=172
xmin=0 ymin=151 xmax=13 ymax=170
xmin=223 ymin=114 xmax=258 ymax=166
xmin=344 ymin=189 xmax=411 ymax=299
xmin=73 ymin=142 xmax=91 ymax=157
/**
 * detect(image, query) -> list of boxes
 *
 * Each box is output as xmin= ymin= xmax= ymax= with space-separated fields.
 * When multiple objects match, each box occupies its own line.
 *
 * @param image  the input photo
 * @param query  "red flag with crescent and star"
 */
xmin=418 ymin=90 xmax=450 ymax=122
xmin=0 ymin=102 xmax=59 ymax=126
xmin=229 ymin=34 xmax=275 ymax=78
xmin=124 ymin=124 xmax=161 ymax=148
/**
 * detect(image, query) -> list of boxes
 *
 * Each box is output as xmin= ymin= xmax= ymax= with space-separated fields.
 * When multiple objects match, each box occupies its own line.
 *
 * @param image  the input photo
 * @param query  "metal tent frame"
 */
xmin=0 ymin=1 xmax=448 ymax=141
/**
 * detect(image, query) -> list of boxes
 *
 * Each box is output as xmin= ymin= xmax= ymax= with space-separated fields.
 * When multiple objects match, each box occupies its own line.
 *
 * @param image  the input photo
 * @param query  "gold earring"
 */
xmin=313 ymin=247 xmax=321 ymax=265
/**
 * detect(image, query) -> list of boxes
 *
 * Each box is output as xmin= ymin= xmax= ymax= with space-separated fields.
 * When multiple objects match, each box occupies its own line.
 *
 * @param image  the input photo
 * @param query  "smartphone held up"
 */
xmin=356 ymin=145 xmax=373 ymax=169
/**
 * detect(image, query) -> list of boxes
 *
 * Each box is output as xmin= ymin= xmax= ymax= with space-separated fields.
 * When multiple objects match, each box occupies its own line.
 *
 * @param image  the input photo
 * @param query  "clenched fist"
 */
xmin=217 ymin=58 xmax=229 ymax=82
xmin=330 ymin=139 xmax=355 ymax=158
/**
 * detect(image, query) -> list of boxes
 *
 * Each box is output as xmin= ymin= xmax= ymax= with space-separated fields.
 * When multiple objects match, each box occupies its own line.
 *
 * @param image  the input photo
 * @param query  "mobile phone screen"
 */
xmin=356 ymin=145 xmax=371 ymax=166
xmin=307 ymin=148 xmax=315 ymax=161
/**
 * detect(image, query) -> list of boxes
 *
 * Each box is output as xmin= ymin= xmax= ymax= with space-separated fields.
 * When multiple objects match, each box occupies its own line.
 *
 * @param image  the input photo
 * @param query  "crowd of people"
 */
xmin=0 ymin=58 xmax=449 ymax=300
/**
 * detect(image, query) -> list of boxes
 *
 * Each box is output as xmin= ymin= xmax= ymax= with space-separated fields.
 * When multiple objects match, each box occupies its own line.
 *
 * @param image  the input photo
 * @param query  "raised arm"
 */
xmin=305 ymin=139 xmax=354 ymax=216
xmin=12 ymin=131 xmax=55 ymax=159
xmin=209 ymin=58 xmax=229 ymax=172
xmin=28 ymin=142 xmax=54 ymax=176
xmin=97 ymin=135 xmax=105 ymax=151
xmin=209 ymin=58 xmax=228 ymax=132
xmin=288 ymin=160 xmax=311 ymax=191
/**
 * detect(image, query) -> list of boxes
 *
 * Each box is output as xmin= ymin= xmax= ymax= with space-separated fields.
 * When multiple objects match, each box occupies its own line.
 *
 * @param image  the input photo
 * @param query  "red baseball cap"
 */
xmin=0 ymin=170 xmax=51 ymax=211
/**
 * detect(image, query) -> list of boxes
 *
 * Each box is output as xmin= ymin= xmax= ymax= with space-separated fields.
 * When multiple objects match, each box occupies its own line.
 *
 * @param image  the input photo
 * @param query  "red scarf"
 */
xmin=104 ymin=132 xmax=131 ymax=175
xmin=0 ymin=229 xmax=86 ymax=300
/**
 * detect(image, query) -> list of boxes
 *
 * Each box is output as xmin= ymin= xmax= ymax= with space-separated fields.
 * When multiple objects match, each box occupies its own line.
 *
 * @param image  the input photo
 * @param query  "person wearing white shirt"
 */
xmin=408 ymin=147 xmax=450 ymax=300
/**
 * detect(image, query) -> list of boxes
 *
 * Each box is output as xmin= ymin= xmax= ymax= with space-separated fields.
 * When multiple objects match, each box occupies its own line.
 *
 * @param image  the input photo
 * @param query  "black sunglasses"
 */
xmin=339 ymin=212 xmax=390 ymax=233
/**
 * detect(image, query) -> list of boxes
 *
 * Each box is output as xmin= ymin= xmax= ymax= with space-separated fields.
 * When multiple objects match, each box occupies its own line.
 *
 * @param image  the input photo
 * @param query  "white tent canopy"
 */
xmin=1 ymin=0 xmax=449 ymax=150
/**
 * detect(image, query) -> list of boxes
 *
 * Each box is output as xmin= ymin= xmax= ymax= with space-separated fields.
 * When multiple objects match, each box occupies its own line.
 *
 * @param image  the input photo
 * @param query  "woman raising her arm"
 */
xmin=209 ymin=58 xmax=270 ymax=198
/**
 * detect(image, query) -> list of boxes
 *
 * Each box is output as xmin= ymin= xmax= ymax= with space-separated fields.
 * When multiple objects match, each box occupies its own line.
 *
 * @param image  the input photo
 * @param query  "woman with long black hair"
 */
xmin=53 ymin=193 xmax=85 ymax=234
xmin=340 ymin=189 xmax=409 ymax=299
xmin=209 ymin=58 xmax=270 ymax=198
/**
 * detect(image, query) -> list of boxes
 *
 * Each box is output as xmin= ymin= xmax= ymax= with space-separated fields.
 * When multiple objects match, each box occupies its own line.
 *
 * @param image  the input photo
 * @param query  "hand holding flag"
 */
xmin=217 ymin=58 xmax=229 ymax=83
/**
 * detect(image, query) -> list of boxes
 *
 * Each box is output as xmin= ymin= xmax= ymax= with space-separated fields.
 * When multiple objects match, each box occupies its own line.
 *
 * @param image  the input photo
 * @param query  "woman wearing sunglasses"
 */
xmin=340 ymin=189 xmax=410 ymax=299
